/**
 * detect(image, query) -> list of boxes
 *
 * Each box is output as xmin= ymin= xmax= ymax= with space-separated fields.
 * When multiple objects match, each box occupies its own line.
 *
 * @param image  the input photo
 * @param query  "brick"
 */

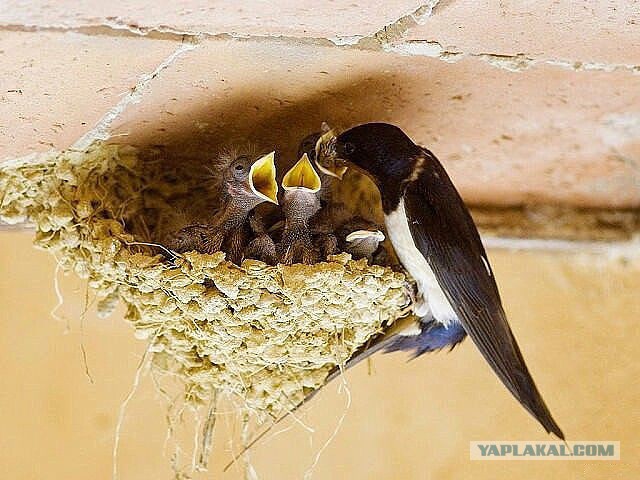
xmin=0 ymin=0 xmax=424 ymax=40
xmin=402 ymin=0 xmax=640 ymax=66
xmin=0 ymin=31 xmax=180 ymax=160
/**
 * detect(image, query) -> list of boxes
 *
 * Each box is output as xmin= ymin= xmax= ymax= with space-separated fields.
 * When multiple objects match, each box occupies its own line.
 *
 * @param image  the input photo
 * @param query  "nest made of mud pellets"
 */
xmin=0 ymin=141 xmax=410 ymax=419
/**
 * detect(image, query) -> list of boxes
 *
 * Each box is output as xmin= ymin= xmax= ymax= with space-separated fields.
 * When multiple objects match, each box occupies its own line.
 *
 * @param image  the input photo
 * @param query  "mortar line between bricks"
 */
xmin=1 ymin=22 xmax=204 ymax=42
xmin=384 ymin=40 xmax=640 ymax=75
xmin=0 ymin=22 xmax=343 ymax=47
xmin=2 ymin=20 xmax=638 ymax=76
xmin=0 ymin=0 xmax=441 ymax=47
xmin=72 ymin=41 xmax=199 ymax=151
xmin=349 ymin=0 xmax=441 ymax=48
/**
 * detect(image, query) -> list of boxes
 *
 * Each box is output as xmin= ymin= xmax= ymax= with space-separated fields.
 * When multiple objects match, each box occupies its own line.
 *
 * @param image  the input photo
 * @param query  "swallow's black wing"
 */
xmin=403 ymin=148 xmax=564 ymax=438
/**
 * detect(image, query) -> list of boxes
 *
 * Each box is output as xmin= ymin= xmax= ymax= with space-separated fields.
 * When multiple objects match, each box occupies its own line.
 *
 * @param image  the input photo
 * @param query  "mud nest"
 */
xmin=0 ymin=142 xmax=409 ymax=418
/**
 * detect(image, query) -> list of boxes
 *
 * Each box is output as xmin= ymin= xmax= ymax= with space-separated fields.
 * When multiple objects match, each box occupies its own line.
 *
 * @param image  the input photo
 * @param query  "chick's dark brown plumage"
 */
xmin=164 ymin=149 xmax=277 ymax=264
xmin=244 ymin=211 xmax=278 ymax=265
xmin=278 ymin=187 xmax=321 ymax=265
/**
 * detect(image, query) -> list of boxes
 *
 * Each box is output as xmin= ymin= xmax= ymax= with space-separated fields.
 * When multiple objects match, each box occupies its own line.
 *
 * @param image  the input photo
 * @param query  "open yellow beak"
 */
xmin=282 ymin=153 xmax=322 ymax=193
xmin=314 ymin=129 xmax=348 ymax=180
xmin=249 ymin=151 xmax=279 ymax=204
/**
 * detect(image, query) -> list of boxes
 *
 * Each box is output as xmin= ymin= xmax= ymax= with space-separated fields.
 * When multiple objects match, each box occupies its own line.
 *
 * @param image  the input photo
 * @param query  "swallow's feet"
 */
xmin=412 ymin=300 xmax=431 ymax=317
xmin=397 ymin=280 xmax=420 ymax=317
xmin=398 ymin=280 xmax=430 ymax=317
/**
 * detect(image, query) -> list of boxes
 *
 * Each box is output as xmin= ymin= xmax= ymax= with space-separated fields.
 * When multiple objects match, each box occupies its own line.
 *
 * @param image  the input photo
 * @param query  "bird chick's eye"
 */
xmin=235 ymin=164 xmax=244 ymax=171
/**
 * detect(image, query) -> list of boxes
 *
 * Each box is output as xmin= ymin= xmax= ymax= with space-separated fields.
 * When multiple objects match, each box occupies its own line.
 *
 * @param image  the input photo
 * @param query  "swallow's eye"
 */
xmin=343 ymin=142 xmax=356 ymax=155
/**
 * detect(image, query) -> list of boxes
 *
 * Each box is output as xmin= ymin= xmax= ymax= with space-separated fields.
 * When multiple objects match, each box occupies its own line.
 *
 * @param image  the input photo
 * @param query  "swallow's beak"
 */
xmin=249 ymin=151 xmax=279 ymax=204
xmin=282 ymin=153 xmax=322 ymax=193
xmin=345 ymin=230 xmax=386 ymax=243
xmin=314 ymin=129 xmax=348 ymax=180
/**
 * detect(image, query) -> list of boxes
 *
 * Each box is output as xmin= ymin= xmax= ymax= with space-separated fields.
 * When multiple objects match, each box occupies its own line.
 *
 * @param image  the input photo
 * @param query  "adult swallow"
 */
xmin=165 ymin=150 xmax=278 ymax=264
xmin=277 ymin=153 xmax=323 ymax=264
xmin=317 ymin=122 xmax=564 ymax=438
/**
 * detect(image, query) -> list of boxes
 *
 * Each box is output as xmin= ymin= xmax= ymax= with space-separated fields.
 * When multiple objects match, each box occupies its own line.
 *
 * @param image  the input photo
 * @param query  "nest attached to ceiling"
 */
xmin=0 ymin=142 xmax=409 ymax=418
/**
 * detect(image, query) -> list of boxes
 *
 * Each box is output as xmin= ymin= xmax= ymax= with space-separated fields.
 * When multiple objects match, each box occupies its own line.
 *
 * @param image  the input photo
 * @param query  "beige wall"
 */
xmin=1 ymin=231 xmax=638 ymax=479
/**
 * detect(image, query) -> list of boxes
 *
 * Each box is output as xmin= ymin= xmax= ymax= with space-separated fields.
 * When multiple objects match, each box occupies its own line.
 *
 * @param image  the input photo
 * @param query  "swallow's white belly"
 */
xmin=385 ymin=199 xmax=457 ymax=325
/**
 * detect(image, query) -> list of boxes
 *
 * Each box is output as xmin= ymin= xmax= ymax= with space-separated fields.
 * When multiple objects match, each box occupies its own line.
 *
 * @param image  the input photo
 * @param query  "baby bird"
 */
xmin=244 ymin=210 xmax=278 ymax=265
xmin=165 ymin=150 xmax=278 ymax=264
xmin=338 ymin=218 xmax=386 ymax=263
xmin=297 ymin=123 xmax=338 ymax=203
xmin=277 ymin=154 xmax=322 ymax=265
xmin=297 ymin=126 xmax=347 ymax=259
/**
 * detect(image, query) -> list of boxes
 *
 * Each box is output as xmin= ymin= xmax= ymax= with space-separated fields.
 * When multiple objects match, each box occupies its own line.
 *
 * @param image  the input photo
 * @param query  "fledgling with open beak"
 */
xmin=317 ymin=122 xmax=564 ymax=438
xmin=277 ymin=153 xmax=323 ymax=265
xmin=165 ymin=150 xmax=278 ymax=264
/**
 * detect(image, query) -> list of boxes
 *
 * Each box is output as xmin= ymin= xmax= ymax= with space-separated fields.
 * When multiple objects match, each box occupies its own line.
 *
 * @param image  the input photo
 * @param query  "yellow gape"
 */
xmin=281 ymin=153 xmax=322 ymax=192
xmin=249 ymin=151 xmax=278 ymax=204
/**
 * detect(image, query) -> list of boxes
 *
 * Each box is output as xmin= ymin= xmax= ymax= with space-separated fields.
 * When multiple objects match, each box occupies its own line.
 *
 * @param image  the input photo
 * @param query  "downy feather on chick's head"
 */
xmin=206 ymin=146 xmax=279 ymax=205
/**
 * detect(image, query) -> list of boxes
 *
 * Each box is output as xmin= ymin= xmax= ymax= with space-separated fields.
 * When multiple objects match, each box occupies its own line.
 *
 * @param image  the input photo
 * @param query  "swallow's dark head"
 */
xmin=331 ymin=123 xmax=422 ymax=182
